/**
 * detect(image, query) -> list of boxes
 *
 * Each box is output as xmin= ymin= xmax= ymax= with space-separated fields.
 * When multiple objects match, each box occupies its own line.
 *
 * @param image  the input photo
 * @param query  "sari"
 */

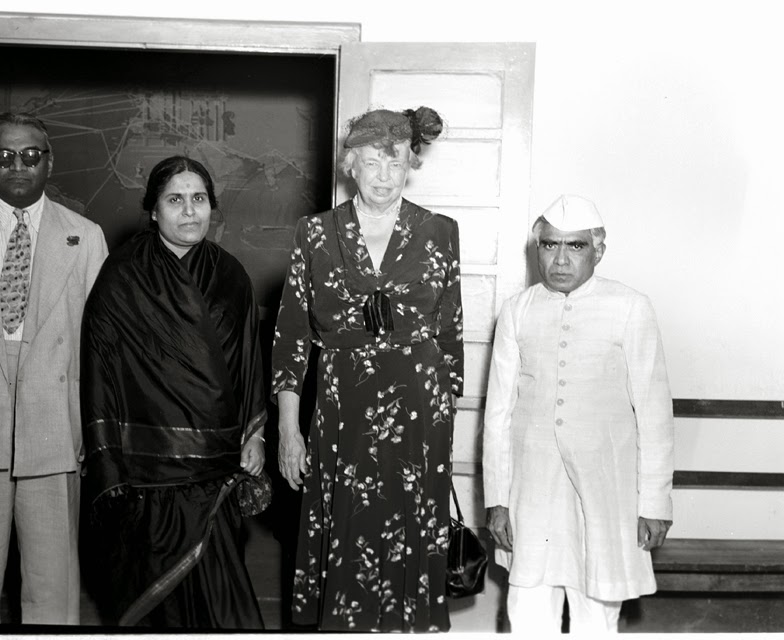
xmin=81 ymin=229 xmax=265 ymax=629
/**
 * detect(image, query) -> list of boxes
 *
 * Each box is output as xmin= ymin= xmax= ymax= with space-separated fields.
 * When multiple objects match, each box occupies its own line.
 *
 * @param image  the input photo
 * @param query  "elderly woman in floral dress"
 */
xmin=271 ymin=106 xmax=463 ymax=632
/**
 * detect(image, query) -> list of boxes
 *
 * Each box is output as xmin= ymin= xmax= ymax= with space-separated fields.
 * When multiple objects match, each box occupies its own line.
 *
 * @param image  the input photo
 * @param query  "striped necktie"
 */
xmin=0 ymin=208 xmax=32 ymax=334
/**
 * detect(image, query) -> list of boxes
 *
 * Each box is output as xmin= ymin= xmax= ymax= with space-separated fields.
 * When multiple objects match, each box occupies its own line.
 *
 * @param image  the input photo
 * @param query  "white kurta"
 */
xmin=482 ymin=276 xmax=674 ymax=601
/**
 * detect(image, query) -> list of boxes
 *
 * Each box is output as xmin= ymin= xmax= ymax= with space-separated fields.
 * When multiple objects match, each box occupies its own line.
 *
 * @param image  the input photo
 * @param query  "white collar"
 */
xmin=0 ymin=194 xmax=45 ymax=233
xmin=541 ymin=275 xmax=598 ymax=299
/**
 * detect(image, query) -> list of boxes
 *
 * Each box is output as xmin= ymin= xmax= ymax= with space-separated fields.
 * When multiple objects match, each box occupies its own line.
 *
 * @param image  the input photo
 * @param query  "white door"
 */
xmin=337 ymin=43 xmax=536 ymax=528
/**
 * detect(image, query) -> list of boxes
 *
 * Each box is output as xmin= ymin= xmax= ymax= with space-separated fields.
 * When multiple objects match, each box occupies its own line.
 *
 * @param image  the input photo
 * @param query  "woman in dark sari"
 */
xmin=81 ymin=156 xmax=267 ymax=629
xmin=272 ymin=107 xmax=464 ymax=631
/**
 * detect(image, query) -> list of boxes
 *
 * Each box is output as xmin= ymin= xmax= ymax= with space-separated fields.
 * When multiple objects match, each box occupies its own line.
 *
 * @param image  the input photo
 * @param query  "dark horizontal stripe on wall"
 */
xmin=673 ymin=399 xmax=784 ymax=419
xmin=674 ymin=471 xmax=784 ymax=489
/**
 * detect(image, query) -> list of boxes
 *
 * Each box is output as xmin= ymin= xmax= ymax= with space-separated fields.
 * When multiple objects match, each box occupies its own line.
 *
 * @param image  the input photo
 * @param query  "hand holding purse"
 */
xmin=236 ymin=470 xmax=273 ymax=517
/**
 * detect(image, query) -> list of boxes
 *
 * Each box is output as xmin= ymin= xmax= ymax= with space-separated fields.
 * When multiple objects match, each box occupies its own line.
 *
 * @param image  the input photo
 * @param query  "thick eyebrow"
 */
xmin=540 ymin=237 xmax=588 ymax=246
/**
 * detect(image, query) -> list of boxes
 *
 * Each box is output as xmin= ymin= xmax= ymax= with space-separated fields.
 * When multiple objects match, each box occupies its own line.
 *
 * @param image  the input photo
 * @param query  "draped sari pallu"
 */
xmin=81 ymin=230 xmax=266 ymax=628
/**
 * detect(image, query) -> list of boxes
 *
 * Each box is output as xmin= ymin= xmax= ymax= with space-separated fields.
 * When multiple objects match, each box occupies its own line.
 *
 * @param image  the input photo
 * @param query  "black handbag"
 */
xmin=446 ymin=482 xmax=488 ymax=598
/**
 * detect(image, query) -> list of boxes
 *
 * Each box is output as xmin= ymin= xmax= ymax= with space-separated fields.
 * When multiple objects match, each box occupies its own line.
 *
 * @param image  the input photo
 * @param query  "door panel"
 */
xmin=371 ymin=71 xmax=505 ymax=128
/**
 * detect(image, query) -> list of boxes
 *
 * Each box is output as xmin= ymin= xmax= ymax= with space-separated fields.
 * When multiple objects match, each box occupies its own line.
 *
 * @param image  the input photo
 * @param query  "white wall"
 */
xmin=16 ymin=0 xmax=784 ymax=535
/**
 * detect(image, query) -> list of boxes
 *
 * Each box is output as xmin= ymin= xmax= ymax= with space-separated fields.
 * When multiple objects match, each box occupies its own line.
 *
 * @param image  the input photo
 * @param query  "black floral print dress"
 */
xmin=272 ymin=198 xmax=464 ymax=632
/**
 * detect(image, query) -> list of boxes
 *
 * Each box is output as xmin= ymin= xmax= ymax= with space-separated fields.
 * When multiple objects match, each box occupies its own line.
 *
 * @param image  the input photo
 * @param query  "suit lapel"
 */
xmin=20 ymin=198 xmax=79 ymax=364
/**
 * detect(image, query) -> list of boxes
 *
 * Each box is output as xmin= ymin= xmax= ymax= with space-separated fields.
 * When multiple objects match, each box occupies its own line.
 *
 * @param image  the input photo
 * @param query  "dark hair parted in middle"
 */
xmin=142 ymin=156 xmax=218 ymax=213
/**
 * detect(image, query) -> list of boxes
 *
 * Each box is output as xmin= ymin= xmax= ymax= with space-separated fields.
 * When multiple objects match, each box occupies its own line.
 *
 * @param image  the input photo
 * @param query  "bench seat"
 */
xmin=652 ymin=538 xmax=784 ymax=592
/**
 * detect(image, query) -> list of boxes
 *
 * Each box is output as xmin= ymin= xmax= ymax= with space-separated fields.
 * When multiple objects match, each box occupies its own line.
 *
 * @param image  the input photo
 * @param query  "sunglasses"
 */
xmin=0 ymin=148 xmax=50 ymax=169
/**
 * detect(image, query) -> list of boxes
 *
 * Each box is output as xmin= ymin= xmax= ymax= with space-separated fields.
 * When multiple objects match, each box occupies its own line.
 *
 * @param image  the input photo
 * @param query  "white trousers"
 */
xmin=508 ymin=584 xmax=622 ymax=635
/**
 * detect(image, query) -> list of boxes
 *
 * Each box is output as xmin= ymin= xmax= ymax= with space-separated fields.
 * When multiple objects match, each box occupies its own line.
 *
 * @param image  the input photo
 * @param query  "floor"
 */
xmin=2 ymin=510 xmax=783 ymax=633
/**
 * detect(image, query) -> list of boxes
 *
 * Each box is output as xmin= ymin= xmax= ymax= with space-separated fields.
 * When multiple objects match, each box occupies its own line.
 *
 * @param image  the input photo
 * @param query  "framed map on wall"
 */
xmin=2 ymin=45 xmax=336 ymax=313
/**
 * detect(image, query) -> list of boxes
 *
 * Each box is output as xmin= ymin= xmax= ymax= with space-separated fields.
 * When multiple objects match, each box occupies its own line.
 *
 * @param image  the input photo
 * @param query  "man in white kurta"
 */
xmin=483 ymin=195 xmax=674 ymax=634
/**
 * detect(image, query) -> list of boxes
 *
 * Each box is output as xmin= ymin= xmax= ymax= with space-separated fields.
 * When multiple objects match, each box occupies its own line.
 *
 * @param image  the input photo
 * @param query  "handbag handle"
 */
xmin=450 ymin=482 xmax=464 ymax=524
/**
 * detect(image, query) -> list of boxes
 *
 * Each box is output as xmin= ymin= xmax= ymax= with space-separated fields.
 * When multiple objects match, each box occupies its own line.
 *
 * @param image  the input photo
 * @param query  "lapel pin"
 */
xmin=67 ymin=236 xmax=80 ymax=246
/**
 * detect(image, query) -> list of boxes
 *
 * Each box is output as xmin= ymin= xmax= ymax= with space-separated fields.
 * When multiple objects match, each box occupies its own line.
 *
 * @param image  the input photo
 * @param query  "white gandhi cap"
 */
xmin=541 ymin=194 xmax=604 ymax=231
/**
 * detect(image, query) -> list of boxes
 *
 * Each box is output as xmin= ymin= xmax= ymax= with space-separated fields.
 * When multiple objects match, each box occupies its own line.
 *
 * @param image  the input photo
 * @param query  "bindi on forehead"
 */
xmin=165 ymin=182 xmax=204 ymax=191
xmin=165 ymin=172 xmax=206 ymax=188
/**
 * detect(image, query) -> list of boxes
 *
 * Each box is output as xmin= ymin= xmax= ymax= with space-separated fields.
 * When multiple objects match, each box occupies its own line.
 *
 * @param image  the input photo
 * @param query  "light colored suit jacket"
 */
xmin=0 ymin=196 xmax=108 ymax=476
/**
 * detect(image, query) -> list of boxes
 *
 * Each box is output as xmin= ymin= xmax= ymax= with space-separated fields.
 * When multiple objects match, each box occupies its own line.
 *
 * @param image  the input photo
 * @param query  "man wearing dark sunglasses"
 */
xmin=0 ymin=112 xmax=108 ymax=625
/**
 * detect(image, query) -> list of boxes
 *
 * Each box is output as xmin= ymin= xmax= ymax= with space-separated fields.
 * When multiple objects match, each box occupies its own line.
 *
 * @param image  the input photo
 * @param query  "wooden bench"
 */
xmin=651 ymin=399 xmax=784 ymax=592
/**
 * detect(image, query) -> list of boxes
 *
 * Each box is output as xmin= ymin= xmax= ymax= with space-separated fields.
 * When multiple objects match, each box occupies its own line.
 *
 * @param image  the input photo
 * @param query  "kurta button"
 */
xmin=559 ymin=360 xmax=566 ymax=367
xmin=59 ymin=375 xmax=66 ymax=382
xmin=565 ymin=304 xmax=572 ymax=311
xmin=555 ymin=418 xmax=563 ymax=425
xmin=562 ymin=324 xmax=570 ymax=331
xmin=57 ymin=337 xmax=64 ymax=344
xmin=557 ymin=398 xmax=564 ymax=406
xmin=560 ymin=341 xmax=567 ymax=348
xmin=559 ymin=379 xmax=566 ymax=386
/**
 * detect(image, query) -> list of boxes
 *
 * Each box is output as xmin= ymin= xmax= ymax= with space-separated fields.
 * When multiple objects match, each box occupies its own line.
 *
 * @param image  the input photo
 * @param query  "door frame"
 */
xmin=0 ymin=12 xmax=360 ymax=54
